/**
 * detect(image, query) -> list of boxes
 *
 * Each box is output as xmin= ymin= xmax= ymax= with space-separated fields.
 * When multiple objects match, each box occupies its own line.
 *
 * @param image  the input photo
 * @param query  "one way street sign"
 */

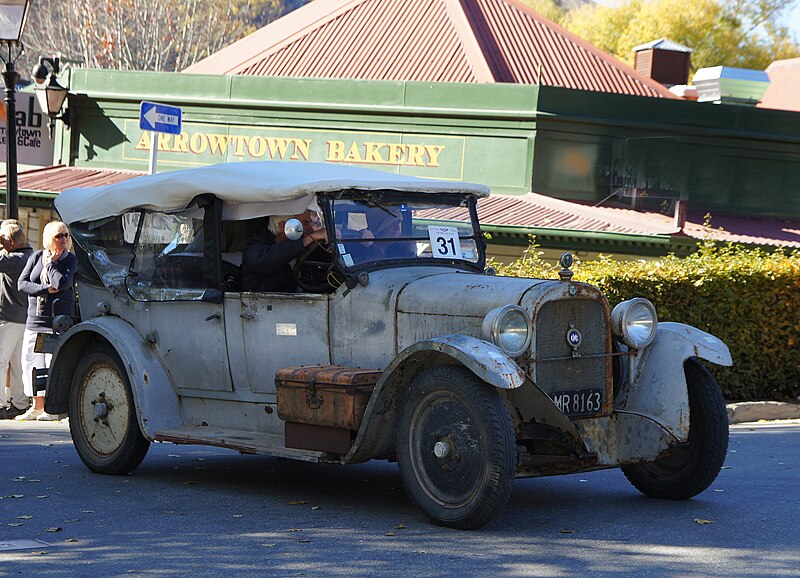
xmin=139 ymin=101 xmax=182 ymax=134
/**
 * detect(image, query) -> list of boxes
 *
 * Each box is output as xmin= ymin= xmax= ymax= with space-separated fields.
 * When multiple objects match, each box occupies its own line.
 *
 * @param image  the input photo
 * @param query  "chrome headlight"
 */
xmin=482 ymin=305 xmax=531 ymax=357
xmin=611 ymin=298 xmax=658 ymax=349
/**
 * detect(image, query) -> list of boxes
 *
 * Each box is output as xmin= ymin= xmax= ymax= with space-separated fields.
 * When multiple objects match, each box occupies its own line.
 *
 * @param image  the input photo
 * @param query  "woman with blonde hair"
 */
xmin=16 ymin=221 xmax=77 ymax=421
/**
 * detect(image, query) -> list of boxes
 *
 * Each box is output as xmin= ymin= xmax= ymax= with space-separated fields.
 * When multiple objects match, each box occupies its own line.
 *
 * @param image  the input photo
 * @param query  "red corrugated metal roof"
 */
xmin=758 ymin=58 xmax=800 ymax=113
xmin=8 ymin=165 xmax=795 ymax=249
xmin=184 ymin=0 xmax=675 ymax=98
xmin=475 ymin=193 xmax=800 ymax=248
xmin=0 ymin=165 xmax=144 ymax=194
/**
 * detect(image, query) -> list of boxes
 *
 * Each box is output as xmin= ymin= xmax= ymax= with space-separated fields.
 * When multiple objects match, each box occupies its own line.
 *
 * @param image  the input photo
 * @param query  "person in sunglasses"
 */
xmin=16 ymin=221 xmax=77 ymax=421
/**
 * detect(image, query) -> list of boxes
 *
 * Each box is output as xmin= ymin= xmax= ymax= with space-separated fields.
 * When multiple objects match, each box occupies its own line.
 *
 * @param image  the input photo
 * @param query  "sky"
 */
xmin=789 ymin=5 xmax=800 ymax=43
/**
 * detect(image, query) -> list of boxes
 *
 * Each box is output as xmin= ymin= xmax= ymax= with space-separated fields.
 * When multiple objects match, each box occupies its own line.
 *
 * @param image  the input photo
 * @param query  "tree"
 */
xmin=17 ymin=0 xmax=310 ymax=75
xmin=563 ymin=0 xmax=800 ymax=72
xmin=514 ymin=0 xmax=567 ymax=22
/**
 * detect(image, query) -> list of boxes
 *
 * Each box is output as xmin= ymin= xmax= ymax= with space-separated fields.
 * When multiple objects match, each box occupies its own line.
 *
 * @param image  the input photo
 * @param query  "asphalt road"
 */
xmin=1 ymin=419 xmax=798 ymax=577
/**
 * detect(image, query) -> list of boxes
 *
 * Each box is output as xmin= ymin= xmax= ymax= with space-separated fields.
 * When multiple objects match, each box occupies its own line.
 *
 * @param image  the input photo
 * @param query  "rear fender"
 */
xmin=616 ymin=322 xmax=732 ymax=441
xmin=45 ymin=317 xmax=182 ymax=440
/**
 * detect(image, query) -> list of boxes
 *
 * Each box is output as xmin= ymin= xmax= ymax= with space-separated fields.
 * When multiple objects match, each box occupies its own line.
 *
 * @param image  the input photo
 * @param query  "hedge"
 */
xmin=491 ymin=237 xmax=800 ymax=402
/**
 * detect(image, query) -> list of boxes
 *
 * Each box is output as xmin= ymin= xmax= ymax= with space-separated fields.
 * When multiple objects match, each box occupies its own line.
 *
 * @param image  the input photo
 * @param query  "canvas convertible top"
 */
xmin=54 ymin=161 xmax=490 ymax=225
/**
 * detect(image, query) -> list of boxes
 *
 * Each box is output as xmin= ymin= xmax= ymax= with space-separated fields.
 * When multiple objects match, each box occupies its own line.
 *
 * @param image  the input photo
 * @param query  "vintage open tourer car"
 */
xmin=43 ymin=161 xmax=732 ymax=529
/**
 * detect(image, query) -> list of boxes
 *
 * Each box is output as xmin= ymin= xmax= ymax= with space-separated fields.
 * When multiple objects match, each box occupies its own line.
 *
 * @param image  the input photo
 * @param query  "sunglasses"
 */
xmin=54 ymin=232 xmax=70 ymax=240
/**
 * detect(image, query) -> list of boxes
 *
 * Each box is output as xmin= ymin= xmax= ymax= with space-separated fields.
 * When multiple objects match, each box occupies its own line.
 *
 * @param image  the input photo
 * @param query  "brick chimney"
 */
xmin=633 ymin=38 xmax=692 ymax=87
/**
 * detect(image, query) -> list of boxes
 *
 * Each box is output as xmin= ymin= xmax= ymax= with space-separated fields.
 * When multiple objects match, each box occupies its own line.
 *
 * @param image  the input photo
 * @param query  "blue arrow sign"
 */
xmin=139 ymin=101 xmax=182 ymax=134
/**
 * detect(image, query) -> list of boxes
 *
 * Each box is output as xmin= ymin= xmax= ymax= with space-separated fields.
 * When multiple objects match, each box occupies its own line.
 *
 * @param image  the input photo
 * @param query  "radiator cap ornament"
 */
xmin=559 ymin=252 xmax=574 ymax=282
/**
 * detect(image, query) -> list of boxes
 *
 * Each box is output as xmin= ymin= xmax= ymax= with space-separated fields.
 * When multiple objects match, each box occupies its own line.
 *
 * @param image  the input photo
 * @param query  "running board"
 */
xmin=153 ymin=426 xmax=331 ymax=463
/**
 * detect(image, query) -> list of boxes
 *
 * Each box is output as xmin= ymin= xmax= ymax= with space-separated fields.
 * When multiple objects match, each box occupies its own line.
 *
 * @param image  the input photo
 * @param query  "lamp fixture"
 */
xmin=0 ymin=0 xmax=31 ymax=44
xmin=32 ymin=54 xmax=69 ymax=139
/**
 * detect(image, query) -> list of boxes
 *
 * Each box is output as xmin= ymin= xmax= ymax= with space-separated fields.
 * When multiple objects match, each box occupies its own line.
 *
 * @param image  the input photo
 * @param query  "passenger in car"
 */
xmin=346 ymin=209 xmax=413 ymax=263
xmin=241 ymin=211 xmax=328 ymax=292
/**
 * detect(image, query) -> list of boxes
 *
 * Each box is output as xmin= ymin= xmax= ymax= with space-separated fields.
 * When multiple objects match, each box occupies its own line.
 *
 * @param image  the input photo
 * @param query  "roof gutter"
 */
xmin=480 ymin=223 xmax=699 ymax=257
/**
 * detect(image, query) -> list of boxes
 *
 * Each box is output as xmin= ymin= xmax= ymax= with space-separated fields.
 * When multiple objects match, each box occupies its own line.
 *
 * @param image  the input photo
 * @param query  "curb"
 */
xmin=727 ymin=401 xmax=800 ymax=424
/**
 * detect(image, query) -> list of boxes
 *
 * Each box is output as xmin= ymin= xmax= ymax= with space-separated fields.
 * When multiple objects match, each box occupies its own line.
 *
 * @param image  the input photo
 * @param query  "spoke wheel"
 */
xmin=396 ymin=365 xmax=516 ymax=529
xmin=622 ymin=358 xmax=729 ymax=500
xmin=69 ymin=344 xmax=150 ymax=475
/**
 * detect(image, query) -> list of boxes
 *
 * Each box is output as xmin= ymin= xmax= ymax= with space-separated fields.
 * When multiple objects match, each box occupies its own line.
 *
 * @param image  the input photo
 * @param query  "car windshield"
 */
xmin=331 ymin=194 xmax=482 ymax=268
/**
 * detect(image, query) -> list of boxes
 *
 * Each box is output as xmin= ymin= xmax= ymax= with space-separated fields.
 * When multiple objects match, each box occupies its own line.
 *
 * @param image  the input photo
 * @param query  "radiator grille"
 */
xmin=533 ymin=299 xmax=610 ymax=412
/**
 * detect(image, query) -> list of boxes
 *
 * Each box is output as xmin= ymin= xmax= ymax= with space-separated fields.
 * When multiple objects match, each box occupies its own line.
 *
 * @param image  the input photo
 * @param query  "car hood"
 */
xmin=395 ymin=269 xmax=555 ymax=316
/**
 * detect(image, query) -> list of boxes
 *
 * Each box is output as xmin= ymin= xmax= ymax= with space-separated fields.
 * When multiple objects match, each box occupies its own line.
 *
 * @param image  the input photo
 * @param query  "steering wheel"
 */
xmin=292 ymin=242 xmax=338 ymax=293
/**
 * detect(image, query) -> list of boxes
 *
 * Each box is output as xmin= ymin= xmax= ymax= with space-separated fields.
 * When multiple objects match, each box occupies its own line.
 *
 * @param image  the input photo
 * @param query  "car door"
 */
xmin=124 ymin=202 xmax=233 ymax=393
xmin=225 ymin=292 xmax=331 ymax=395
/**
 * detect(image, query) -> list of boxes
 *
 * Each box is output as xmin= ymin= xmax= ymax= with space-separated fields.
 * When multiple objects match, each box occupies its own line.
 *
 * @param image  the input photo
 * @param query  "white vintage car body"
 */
xmin=45 ymin=161 xmax=732 ymax=529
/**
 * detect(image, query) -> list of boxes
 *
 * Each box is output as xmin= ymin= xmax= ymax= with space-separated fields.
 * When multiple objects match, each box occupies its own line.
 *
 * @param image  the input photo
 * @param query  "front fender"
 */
xmin=401 ymin=335 xmax=526 ymax=389
xmin=343 ymin=334 xmax=524 ymax=464
xmin=45 ymin=317 xmax=182 ymax=440
xmin=615 ymin=322 xmax=732 ymax=441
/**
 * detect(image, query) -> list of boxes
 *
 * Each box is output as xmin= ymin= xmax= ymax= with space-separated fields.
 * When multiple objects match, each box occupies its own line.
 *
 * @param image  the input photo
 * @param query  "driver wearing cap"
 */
xmin=241 ymin=211 xmax=328 ymax=292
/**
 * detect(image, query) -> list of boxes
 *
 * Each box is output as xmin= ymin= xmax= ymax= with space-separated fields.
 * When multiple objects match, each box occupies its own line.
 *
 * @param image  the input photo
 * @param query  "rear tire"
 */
xmin=621 ymin=358 xmax=728 ymax=499
xmin=395 ymin=365 xmax=517 ymax=529
xmin=69 ymin=343 xmax=150 ymax=474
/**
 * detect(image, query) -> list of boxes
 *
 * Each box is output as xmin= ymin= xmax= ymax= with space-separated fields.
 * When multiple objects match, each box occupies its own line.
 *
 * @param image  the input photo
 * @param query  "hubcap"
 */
xmin=433 ymin=440 xmax=451 ymax=459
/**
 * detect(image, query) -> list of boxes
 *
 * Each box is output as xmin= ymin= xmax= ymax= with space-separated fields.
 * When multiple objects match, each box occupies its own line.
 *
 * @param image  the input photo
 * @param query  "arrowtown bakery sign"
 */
xmin=122 ymin=120 xmax=465 ymax=179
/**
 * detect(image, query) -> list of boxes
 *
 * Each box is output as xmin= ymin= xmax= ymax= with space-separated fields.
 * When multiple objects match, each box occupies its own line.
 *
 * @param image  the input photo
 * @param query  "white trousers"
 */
xmin=22 ymin=329 xmax=51 ymax=399
xmin=0 ymin=321 xmax=26 ymax=409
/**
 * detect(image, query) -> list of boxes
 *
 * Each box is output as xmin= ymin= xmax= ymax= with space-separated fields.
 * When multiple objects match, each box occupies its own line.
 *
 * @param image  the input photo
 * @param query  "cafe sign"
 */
xmin=0 ymin=93 xmax=56 ymax=167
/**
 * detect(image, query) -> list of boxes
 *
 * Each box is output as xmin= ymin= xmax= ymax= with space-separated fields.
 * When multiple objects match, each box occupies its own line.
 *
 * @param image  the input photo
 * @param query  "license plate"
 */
xmin=549 ymin=388 xmax=603 ymax=417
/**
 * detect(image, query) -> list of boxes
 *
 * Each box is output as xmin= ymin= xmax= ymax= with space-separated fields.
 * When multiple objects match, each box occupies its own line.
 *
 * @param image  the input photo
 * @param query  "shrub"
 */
xmin=490 ymin=237 xmax=800 ymax=401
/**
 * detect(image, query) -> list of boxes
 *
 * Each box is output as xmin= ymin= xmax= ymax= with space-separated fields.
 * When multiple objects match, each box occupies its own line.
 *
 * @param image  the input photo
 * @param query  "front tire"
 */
xmin=69 ymin=343 xmax=150 ymax=474
xmin=622 ymin=358 xmax=728 ymax=499
xmin=395 ymin=365 xmax=517 ymax=529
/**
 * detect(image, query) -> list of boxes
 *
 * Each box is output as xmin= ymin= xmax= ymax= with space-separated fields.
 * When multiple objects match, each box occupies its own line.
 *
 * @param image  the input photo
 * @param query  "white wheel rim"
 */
xmin=78 ymin=362 xmax=130 ymax=456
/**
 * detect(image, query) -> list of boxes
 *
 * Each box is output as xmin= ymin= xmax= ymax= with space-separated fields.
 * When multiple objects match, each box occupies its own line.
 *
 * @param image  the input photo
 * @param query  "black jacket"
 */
xmin=0 ymin=245 xmax=33 ymax=324
xmin=18 ymin=250 xmax=78 ymax=331
xmin=241 ymin=230 xmax=306 ymax=292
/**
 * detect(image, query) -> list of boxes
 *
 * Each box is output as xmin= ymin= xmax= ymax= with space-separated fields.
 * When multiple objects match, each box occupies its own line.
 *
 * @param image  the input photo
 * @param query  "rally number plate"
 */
xmin=548 ymin=388 xmax=603 ymax=417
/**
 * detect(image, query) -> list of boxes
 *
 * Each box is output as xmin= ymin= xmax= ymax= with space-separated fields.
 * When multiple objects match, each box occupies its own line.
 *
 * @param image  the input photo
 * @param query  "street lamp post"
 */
xmin=0 ymin=0 xmax=31 ymax=221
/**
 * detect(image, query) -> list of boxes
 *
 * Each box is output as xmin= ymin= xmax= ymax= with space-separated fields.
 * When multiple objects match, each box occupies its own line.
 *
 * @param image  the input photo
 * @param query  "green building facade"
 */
xmin=19 ymin=67 xmax=800 ymax=256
